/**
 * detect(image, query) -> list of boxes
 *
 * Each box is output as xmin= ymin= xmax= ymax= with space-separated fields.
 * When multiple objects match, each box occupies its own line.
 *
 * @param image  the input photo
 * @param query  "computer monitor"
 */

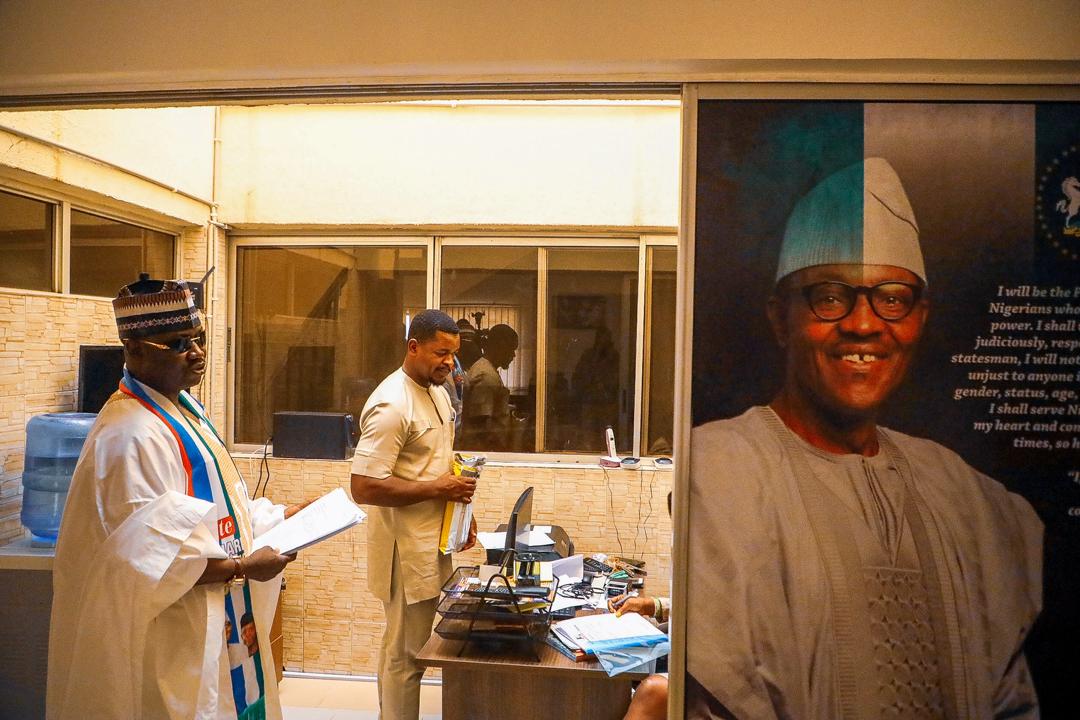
xmin=78 ymin=345 xmax=125 ymax=413
xmin=500 ymin=486 xmax=534 ymax=571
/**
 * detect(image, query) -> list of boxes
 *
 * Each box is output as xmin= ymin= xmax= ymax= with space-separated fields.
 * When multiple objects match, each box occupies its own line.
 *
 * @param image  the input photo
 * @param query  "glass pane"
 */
xmin=235 ymin=245 xmax=427 ymax=444
xmin=644 ymin=246 xmax=676 ymax=456
xmin=441 ymin=247 xmax=538 ymax=453
xmin=70 ymin=210 xmax=175 ymax=297
xmin=545 ymin=248 xmax=637 ymax=454
xmin=0 ymin=190 xmax=53 ymax=292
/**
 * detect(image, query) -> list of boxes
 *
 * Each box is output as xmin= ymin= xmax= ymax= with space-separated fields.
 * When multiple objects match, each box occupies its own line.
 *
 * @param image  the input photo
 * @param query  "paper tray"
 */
xmin=434 ymin=612 xmax=550 ymax=643
xmin=436 ymin=595 xmax=550 ymax=621
xmin=441 ymin=565 xmax=556 ymax=603
xmin=437 ymin=566 xmax=553 ymax=644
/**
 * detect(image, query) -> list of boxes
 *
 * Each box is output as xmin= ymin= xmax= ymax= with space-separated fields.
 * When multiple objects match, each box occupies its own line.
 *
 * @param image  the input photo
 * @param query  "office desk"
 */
xmin=417 ymin=632 xmax=645 ymax=720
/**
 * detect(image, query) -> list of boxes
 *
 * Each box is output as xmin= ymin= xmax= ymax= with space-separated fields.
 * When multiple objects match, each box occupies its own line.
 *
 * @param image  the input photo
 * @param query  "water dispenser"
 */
xmin=20 ymin=413 xmax=96 ymax=546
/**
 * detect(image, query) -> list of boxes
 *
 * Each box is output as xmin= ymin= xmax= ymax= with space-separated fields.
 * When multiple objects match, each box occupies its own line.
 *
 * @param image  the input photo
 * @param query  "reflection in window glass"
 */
xmin=235 ymin=246 xmax=427 ymax=444
xmin=643 ymin=247 xmax=676 ymax=456
xmin=441 ymin=247 xmax=538 ymax=452
xmin=70 ymin=210 xmax=175 ymax=297
xmin=0 ymin=190 xmax=54 ymax=292
xmin=546 ymin=248 xmax=637 ymax=454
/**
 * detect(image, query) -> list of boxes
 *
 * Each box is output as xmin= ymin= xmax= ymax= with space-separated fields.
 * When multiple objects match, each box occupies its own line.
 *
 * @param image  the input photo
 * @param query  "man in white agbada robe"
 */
xmin=686 ymin=159 xmax=1043 ymax=719
xmin=47 ymin=275 xmax=309 ymax=720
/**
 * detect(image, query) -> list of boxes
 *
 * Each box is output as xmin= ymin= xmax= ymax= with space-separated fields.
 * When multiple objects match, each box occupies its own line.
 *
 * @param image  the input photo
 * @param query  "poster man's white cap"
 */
xmin=776 ymin=157 xmax=927 ymax=285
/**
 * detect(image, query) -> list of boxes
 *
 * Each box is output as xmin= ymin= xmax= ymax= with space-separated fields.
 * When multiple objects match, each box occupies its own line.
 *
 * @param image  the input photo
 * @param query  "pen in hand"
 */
xmin=608 ymin=591 xmax=638 ymax=614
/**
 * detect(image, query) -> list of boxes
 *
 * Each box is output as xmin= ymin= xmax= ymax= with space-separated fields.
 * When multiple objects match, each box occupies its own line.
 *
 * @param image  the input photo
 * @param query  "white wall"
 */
xmin=218 ymin=102 xmax=680 ymax=227
xmin=0 ymin=107 xmax=216 ymax=200
xmin=1 ymin=1 xmax=1077 ymax=97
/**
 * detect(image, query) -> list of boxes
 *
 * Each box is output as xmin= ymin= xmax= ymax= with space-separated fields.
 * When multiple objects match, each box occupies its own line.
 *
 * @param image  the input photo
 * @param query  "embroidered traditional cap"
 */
xmin=112 ymin=273 xmax=202 ymax=340
xmin=776 ymin=157 xmax=927 ymax=285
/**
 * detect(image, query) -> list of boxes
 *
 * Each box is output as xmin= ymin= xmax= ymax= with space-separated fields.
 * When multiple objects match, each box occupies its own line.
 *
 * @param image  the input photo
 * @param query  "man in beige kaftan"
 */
xmin=351 ymin=309 xmax=478 ymax=720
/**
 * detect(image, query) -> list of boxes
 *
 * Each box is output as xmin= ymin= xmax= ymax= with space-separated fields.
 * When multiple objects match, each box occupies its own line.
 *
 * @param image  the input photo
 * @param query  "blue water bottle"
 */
xmin=20 ymin=413 xmax=96 ymax=546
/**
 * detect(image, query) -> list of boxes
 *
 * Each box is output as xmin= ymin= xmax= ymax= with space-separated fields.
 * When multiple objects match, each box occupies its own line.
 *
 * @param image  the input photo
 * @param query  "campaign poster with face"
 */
xmin=685 ymin=98 xmax=1079 ymax=719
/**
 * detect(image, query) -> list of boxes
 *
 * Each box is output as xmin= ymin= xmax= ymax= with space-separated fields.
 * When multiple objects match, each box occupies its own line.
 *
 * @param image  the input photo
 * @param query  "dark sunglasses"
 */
xmin=139 ymin=332 xmax=207 ymax=353
xmin=801 ymin=281 xmax=922 ymax=322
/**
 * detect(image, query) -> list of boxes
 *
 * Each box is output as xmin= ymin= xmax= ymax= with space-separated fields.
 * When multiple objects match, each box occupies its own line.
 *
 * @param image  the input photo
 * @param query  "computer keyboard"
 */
xmin=472 ymin=583 xmax=551 ymax=598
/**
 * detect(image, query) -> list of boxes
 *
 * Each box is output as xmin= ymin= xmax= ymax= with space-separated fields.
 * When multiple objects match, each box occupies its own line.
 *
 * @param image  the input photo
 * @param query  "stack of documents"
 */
xmin=252 ymin=487 xmax=366 ymax=554
xmin=545 ymin=631 xmax=590 ymax=662
xmin=551 ymin=611 xmax=666 ymax=655
xmin=551 ymin=612 xmax=670 ymax=677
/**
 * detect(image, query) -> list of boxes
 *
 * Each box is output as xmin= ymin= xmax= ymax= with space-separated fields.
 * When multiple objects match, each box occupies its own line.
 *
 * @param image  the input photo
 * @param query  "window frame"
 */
xmin=67 ymin=205 xmax=181 ymax=298
xmin=0 ymin=184 xmax=61 ymax=293
xmin=227 ymin=231 xmax=678 ymax=464
xmin=640 ymin=242 xmax=679 ymax=456
xmin=0 ymin=179 xmax=182 ymax=298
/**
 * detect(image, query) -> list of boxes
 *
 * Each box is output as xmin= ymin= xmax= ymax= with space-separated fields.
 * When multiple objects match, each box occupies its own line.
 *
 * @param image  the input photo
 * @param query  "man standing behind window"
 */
xmin=350 ymin=309 xmax=478 ymax=720
xmin=462 ymin=323 xmax=519 ymax=451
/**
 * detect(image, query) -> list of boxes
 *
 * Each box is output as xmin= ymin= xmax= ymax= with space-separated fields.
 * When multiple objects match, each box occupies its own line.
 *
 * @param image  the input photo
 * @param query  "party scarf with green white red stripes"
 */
xmin=119 ymin=370 xmax=267 ymax=720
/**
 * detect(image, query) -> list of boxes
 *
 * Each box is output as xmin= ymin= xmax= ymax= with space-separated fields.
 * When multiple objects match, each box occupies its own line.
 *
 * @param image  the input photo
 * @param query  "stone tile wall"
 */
xmin=231 ymin=455 xmax=673 ymax=676
xmin=0 ymin=292 xmax=120 ymax=542
xmin=0 ymin=225 xmax=209 ymax=543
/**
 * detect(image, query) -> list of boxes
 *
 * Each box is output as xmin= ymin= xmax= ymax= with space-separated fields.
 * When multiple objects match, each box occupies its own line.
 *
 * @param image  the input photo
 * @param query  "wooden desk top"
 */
xmin=416 ymin=632 xmax=648 ymax=680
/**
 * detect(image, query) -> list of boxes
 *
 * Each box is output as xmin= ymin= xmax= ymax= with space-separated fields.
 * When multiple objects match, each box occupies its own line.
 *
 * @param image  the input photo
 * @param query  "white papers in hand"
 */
xmin=252 ymin=487 xmax=365 ymax=555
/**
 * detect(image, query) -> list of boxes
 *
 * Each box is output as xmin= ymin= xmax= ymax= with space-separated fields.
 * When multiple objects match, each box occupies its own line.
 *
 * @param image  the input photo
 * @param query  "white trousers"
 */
xmin=378 ymin=547 xmax=438 ymax=720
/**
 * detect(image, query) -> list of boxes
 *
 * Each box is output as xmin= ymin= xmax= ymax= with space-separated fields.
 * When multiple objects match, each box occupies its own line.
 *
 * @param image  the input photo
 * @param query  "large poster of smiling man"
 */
xmin=686 ymin=100 xmax=1079 ymax=719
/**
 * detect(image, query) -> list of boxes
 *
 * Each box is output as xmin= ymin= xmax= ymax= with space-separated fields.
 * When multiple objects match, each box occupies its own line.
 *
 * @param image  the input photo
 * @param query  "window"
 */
xmin=441 ymin=247 xmax=538 ymax=453
xmin=643 ymin=246 xmax=676 ymax=456
xmin=69 ymin=210 xmax=176 ymax=297
xmin=234 ymin=244 xmax=427 ymax=444
xmin=234 ymin=237 xmax=676 ymax=458
xmin=0 ymin=189 xmax=54 ymax=292
xmin=545 ymin=248 xmax=638 ymax=454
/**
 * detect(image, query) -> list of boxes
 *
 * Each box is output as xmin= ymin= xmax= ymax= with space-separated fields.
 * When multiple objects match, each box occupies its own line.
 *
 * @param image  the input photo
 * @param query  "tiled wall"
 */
xmin=232 ymin=455 xmax=673 ymax=675
xmin=0 ymin=291 xmax=120 ymax=542
xmin=0 ymin=225 xmax=210 ymax=544
xmin=176 ymin=225 xmax=217 ymax=421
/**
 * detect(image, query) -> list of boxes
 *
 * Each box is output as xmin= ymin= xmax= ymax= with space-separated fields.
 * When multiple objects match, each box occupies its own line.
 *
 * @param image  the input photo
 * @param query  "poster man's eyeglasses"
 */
xmin=800 ymin=281 xmax=922 ymax=322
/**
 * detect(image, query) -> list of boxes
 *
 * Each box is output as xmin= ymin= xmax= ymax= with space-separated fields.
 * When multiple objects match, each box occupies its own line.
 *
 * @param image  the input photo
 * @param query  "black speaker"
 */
xmin=78 ymin=345 xmax=125 ymax=413
xmin=272 ymin=411 xmax=353 ymax=460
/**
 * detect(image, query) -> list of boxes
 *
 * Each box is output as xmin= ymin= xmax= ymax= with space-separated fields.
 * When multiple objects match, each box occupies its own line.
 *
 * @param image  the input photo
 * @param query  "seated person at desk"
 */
xmin=609 ymin=489 xmax=673 ymax=720
xmin=609 ymin=592 xmax=670 ymax=720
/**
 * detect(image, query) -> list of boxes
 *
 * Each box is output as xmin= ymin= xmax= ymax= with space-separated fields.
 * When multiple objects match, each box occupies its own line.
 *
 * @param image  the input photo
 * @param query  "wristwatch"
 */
xmin=229 ymin=556 xmax=246 ymax=586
